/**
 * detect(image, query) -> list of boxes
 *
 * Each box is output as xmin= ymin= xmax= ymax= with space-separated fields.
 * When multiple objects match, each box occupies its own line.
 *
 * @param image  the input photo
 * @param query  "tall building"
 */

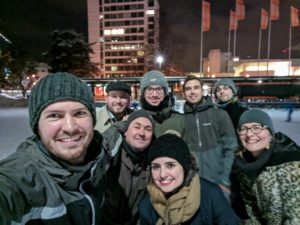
xmin=87 ymin=0 xmax=160 ymax=78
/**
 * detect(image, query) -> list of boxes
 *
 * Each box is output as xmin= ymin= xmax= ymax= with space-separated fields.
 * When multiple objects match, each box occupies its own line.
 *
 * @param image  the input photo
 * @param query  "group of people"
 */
xmin=0 ymin=70 xmax=299 ymax=225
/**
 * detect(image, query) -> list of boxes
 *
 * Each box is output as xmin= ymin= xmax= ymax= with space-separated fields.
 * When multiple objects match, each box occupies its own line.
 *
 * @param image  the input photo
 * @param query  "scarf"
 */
xmin=140 ymin=95 xmax=170 ymax=112
xmin=217 ymin=96 xmax=238 ymax=108
xmin=147 ymin=175 xmax=201 ymax=225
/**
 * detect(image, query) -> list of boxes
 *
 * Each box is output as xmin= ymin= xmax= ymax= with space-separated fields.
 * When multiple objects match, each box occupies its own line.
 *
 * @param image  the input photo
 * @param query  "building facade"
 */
xmin=87 ymin=0 xmax=160 ymax=78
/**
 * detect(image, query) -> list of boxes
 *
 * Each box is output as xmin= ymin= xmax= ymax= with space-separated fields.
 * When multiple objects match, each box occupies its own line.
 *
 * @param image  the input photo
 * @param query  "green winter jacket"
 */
xmin=0 ymin=132 xmax=110 ymax=225
xmin=235 ymin=132 xmax=300 ymax=225
xmin=184 ymin=96 xmax=238 ymax=187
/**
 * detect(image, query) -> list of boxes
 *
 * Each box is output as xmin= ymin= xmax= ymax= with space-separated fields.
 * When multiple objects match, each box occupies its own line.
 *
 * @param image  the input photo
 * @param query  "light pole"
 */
xmin=156 ymin=55 xmax=164 ymax=70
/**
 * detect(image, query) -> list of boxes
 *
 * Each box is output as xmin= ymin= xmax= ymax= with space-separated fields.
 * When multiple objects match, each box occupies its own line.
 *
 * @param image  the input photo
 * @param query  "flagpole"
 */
xmin=227 ymin=29 xmax=231 ymax=73
xmin=200 ymin=26 xmax=203 ymax=75
xmin=258 ymin=28 xmax=262 ymax=76
xmin=233 ymin=28 xmax=237 ymax=57
xmin=267 ymin=19 xmax=272 ymax=76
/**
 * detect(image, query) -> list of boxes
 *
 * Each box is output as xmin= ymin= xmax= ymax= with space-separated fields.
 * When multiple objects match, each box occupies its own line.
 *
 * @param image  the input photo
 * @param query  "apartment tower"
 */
xmin=87 ymin=0 xmax=160 ymax=78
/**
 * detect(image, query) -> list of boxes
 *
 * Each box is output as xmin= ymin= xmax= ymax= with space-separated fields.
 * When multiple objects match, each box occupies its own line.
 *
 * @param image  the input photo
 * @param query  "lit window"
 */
xmin=146 ymin=10 xmax=155 ymax=15
xmin=104 ymin=30 xmax=111 ymax=35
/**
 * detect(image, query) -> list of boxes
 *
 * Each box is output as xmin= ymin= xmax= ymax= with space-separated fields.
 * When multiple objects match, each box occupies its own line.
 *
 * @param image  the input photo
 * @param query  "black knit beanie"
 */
xmin=106 ymin=81 xmax=132 ymax=95
xmin=29 ymin=72 xmax=96 ymax=135
xmin=148 ymin=134 xmax=191 ymax=173
xmin=238 ymin=109 xmax=275 ymax=136
xmin=124 ymin=109 xmax=154 ymax=131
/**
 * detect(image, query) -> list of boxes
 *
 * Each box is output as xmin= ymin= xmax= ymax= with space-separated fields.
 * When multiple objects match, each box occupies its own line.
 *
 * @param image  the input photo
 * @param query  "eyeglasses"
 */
xmin=238 ymin=125 xmax=268 ymax=135
xmin=145 ymin=86 xmax=164 ymax=93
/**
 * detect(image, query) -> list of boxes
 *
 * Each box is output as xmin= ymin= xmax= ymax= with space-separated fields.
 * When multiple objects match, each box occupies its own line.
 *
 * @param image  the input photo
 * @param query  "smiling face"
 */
xmin=106 ymin=90 xmax=130 ymax=117
xmin=151 ymin=157 xmax=184 ymax=194
xmin=183 ymin=79 xmax=203 ymax=104
xmin=38 ymin=101 xmax=94 ymax=165
xmin=239 ymin=122 xmax=273 ymax=157
xmin=143 ymin=85 xmax=165 ymax=106
xmin=215 ymin=85 xmax=234 ymax=103
xmin=125 ymin=117 xmax=153 ymax=152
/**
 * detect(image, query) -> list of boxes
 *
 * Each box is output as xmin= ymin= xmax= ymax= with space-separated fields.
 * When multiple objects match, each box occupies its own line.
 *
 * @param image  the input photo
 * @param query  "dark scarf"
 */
xmin=235 ymin=148 xmax=272 ymax=182
xmin=218 ymin=96 xmax=238 ymax=109
xmin=184 ymin=96 xmax=212 ymax=114
xmin=123 ymin=140 xmax=148 ymax=166
xmin=140 ymin=95 xmax=172 ymax=123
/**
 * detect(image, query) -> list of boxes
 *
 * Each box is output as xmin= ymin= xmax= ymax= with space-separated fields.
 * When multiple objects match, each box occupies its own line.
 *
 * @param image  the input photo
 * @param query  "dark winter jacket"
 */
xmin=217 ymin=97 xmax=248 ymax=129
xmin=234 ymin=132 xmax=300 ymax=225
xmin=101 ymin=125 xmax=149 ymax=225
xmin=183 ymin=96 xmax=238 ymax=187
xmin=139 ymin=177 xmax=240 ymax=225
xmin=141 ymin=96 xmax=185 ymax=138
xmin=0 ymin=131 xmax=109 ymax=225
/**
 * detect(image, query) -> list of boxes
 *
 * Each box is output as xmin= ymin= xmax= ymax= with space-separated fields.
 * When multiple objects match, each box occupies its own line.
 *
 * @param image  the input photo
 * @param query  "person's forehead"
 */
xmin=241 ymin=122 xmax=262 ymax=127
xmin=147 ymin=85 xmax=163 ymax=88
xmin=217 ymin=85 xmax=229 ymax=88
xmin=130 ymin=117 xmax=153 ymax=126
xmin=186 ymin=79 xmax=201 ymax=86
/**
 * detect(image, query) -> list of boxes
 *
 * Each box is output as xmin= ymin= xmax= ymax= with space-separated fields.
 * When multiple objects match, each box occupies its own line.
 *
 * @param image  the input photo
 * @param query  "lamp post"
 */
xmin=156 ymin=55 xmax=164 ymax=69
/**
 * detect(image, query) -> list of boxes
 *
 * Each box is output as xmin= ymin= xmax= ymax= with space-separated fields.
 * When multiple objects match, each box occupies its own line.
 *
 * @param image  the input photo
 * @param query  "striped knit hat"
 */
xmin=29 ymin=72 xmax=96 ymax=135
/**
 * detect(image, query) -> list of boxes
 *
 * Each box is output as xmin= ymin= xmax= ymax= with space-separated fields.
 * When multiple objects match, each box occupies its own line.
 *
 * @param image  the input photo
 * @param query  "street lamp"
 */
xmin=156 ymin=55 xmax=164 ymax=69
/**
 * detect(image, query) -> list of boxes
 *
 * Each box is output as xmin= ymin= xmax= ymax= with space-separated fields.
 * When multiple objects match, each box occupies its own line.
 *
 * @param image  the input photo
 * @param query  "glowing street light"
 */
xmin=156 ymin=55 xmax=164 ymax=69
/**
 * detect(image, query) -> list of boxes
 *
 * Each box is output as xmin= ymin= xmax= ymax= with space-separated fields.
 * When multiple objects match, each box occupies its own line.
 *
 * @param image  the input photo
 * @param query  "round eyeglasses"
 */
xmin=145 ymin=86 xmax=164 ymax=93
xmin=238 ymin=125 xmax=268 ymax=135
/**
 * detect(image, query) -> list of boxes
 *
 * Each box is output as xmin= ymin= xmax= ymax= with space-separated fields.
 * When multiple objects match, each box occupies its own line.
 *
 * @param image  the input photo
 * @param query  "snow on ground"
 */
xmin=0 ymin=107 xmax=299 ymax=160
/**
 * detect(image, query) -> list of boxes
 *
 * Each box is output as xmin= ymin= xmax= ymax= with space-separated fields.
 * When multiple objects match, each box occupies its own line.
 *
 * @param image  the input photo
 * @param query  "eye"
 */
xmin=46 ymin=113 xmax=62 ymax=119
xmin=134 ymin=125 xmax=141 ymax=130
xmin=145 ymin=127 xmax=153 ymax=133
xmin=166 ymin=162 xmax=176 ymax=169
xmin=151 ymin=164 xmax=160 ymax=170
xmin=252 ymin=125 xmax=263 ymax=132
xmin=75 ymin=110 xmax=87 ymax=116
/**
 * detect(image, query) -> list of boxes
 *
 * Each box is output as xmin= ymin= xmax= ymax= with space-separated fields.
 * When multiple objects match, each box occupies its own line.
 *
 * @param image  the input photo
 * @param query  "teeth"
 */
xmin=60 ymin=136 xmax=80 ymax=142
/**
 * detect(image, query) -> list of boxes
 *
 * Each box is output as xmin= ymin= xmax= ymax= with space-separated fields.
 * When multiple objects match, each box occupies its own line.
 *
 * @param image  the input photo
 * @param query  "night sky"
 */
xmin=1 ymin=0 xmax=300 ymax=71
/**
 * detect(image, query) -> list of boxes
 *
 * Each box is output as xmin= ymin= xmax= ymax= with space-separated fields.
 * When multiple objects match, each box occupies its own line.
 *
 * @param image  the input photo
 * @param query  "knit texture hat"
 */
xmin=140 ymin=70 xmax=169 ymax=94
xmin=125 ymin=109 xmax=154 ymax=131
xmin=148 ymin=134 xmax=191 ymax=173
xmin=29 ymin=72 xmax=96 ymax=135
xmin=106 ymin=81 xmax=131 ymax=95
xmin=238 ymin=109 xmax=275 ymax=136
xmin=214 ymin=78 xmax=237 ymax=95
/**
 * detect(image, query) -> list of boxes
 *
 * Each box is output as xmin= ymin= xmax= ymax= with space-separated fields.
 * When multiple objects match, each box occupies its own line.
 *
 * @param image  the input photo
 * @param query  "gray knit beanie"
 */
xmin=29 ymin=72 xmax=96 ymax=135
xmin=148 ymin=134 xmax=191 ymax=173
xmin=124 ymin=109 xmax=154 ymax=131
xmin=140 ymin=70 xmax=169 ymax=94
xmin=238 ymin=109 xmax=275 ymax=136
xmin=106 ymin=81 xmax=132 ymax=95
xmin=214 ymin=78 xmax=237 ymax=95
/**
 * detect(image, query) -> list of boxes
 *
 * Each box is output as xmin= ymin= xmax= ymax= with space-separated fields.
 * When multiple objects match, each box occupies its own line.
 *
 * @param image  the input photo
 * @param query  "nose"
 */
xmin=114 ymin=96 xmax=122 ymax=104
xmin=160 ymin=168 xmax=167 ymax=178
xmin=138 ymin=128 xmax=146 ymax=137
xmin=62 ymin=115 xmax=78 ymax=132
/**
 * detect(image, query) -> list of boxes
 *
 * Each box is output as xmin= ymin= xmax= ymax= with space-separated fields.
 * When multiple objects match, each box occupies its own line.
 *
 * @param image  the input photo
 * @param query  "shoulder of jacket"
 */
xmin=102 ymin=127 xmax=123 ymax=158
